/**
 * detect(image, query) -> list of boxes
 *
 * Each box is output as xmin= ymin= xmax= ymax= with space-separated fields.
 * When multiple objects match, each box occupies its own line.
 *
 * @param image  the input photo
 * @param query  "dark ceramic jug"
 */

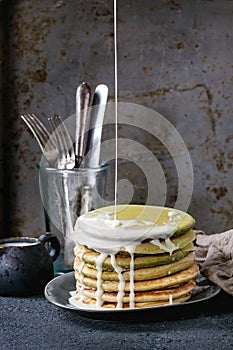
xmin=0 ymin=233 xmax=60 ymax=296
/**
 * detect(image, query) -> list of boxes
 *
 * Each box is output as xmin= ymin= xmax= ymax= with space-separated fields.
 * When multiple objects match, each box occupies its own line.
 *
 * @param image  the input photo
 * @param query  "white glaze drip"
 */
xmin=69 ymin=292 xmax=107 ymax=310
xmin=150 ymin=237 xmax=179 ymax=255
xmin=76 ymin=246 xmax=85 ymax=302
xmin=74 ymin=211 xmax=179 ymax=255
xmin=95 ymin=253 xmax=108 ymax=308
xmin=110 ymin=254 xmax=125 ymax=309
xmin=129 ymin=252 xmax=135 ymax=308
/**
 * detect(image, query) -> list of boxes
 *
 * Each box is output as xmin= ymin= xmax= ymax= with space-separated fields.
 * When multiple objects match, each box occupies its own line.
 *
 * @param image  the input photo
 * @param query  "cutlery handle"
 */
xmin=75 ymin=82 xmax=92 ymax=167
xmin=85 ymin=84 xmax=108 ymax=168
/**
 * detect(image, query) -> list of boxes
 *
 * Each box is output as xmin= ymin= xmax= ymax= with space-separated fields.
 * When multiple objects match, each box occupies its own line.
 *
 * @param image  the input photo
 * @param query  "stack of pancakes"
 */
xmin=73 ymin=205 xmax=199 ymax=309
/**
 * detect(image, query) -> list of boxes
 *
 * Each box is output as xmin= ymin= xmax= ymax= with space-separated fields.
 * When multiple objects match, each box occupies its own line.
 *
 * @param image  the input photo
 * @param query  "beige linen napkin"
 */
xmin=194 ymin=229 xmax=233 ymax=296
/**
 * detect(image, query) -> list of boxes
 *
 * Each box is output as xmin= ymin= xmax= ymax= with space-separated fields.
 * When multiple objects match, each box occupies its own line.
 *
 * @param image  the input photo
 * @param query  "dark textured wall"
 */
xmin=0 ymin=0 xmax=233 ymax=236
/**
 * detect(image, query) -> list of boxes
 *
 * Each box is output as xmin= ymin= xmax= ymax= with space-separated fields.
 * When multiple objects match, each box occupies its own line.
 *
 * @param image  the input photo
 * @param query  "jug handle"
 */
xmin=38 ymin=233 xmax=60 ymax=262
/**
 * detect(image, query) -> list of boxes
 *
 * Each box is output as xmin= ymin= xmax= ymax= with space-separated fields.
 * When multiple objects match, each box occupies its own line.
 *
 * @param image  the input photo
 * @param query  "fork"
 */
xmin=20 ymin=113 xmax=59 ymax=166
xmin=48 ymin=114 xmax=75 ymax=169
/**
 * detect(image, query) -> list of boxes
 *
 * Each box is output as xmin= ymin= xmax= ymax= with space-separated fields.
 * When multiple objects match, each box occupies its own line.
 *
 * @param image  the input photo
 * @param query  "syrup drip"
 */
xmin=76 ymin=245 xmax=85 ymax=302
xmin=95 ymin=253 xmax=108 ymax=307
xmin=113 ymin=0 xmax=118 ymax=222
xmin=110 ymin=254 xmax=125 ymax=308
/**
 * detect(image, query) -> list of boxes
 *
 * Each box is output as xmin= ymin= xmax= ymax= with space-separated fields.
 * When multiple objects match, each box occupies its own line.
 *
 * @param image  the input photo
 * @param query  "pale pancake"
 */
xmin=75 ymin=264 xmax=198 ymax=292
xmin=73 ymin=229 xmax=196 ymax=258
xmin=78 ymin=279 xmax=196 ymax=303
xmin=74 ymin=252 xmax=195 ymax=282
xmin=131 ymin=229 xmax=196 ymax=255
xmin=133 ymin=294 xmax=191 ymax=308
xmin=93 ymin=205 xmax=195 ymax=237
xmin=79 ymin=293 xmax=191 ymax=309
xmin=74 ymin=242 xmax=194 ymax=271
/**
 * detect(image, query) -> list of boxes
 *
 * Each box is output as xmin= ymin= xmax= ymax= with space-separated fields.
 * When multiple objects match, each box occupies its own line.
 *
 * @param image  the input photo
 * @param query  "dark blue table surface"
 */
xmin=1 ymin=289 xmax=232 ymax=350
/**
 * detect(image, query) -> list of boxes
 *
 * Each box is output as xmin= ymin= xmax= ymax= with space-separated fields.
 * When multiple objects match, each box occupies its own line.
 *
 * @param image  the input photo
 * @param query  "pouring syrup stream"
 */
xmin=114 ymin=0 xmax=118 ymax=222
